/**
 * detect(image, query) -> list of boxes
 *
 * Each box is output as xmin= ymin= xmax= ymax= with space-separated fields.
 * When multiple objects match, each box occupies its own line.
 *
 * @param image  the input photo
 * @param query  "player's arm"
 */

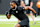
xmin=24 ymin=7 xmax=36 ymax=14
xmin=28 ymin=7 xmax=37 ymax=17
xmin=5 ymin=9 xmax=12 ymax=19
xmin=24 ymin=6 xmax=37 ymax=17
xmin=30 ymin=1 xmax=33 ymax=7
xmin=20 ymin=0 xmax=25 ymax=7
xmin=28 ymin=7 xmax=36 ymax=14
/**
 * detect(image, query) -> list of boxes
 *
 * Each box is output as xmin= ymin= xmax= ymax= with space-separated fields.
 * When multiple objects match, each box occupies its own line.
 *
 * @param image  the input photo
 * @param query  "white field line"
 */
xmin=0 ymin=16 xmax=14 ymax=17
xmin=0 ymin=18 xmax=40 ymax=21
xmin=0 ymin=19 xmax=18 ymax=21
xmin=0 ymin=16 xmax=40 ymax=21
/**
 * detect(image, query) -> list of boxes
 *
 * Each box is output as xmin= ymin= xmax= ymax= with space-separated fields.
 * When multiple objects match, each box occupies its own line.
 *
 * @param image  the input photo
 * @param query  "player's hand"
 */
xmin=7 ymin=14 xmax=11 ymax=19
xmin=35 ymin=13 xmax=37 ymax=17
xmin=5 ymin=11 xmax=11 ymax=19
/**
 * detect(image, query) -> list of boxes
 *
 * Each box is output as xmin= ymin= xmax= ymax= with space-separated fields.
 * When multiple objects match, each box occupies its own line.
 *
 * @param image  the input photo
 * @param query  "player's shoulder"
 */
xmin=17 ymin=6 xmax=24 ymax=10
xmin=16 ymin=6 xmax=21 ymax=9
xmin=17 ymin=6 xmax=22 ymax=9
xmin=9 ymin=8 xmax=13 ymax=11
xmin=17 ymin=6 xmax=24 ymax=8
xmin=9 ymin=8 xmax=12 ymax=10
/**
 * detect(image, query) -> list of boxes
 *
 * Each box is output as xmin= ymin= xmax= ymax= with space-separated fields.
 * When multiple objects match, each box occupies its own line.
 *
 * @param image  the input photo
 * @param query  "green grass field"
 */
xmin=0 ymin=15 xmax=40 ymax=27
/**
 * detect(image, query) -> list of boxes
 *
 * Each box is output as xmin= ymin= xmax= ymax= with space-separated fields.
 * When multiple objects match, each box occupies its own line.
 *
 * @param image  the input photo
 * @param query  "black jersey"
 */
xmin=9 ymin=6 xmax=28 ymax=21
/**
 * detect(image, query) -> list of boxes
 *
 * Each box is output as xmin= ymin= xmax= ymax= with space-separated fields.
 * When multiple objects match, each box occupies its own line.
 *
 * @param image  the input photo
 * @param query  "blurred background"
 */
xmin=0 ymin=0 xmax=40 ymax=15
xmin=0 ymin=0 xmax=40 ymax=27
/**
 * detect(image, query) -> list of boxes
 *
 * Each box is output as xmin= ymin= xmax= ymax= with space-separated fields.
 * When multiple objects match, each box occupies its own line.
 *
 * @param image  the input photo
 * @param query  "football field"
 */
xmin=0 ymin=15 xmax=40 ymax=27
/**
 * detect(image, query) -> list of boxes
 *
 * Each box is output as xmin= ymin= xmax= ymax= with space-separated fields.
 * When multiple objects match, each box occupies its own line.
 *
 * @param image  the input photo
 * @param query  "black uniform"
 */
xmin=6 ymin=6 xmax=29 ymax=27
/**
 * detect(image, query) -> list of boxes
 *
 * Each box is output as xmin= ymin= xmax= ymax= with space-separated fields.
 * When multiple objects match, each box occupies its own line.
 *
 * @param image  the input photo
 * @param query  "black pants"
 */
xmin=19 ymin=18 xmax=29 ymax=27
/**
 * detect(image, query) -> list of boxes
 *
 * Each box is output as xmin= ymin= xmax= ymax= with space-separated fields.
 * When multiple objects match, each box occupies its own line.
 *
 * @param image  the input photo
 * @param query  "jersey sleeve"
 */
xmin=8 ymin=9 xmax=12 ymax=14
xmin=5 ymin=9 xmax=12 ymax=16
